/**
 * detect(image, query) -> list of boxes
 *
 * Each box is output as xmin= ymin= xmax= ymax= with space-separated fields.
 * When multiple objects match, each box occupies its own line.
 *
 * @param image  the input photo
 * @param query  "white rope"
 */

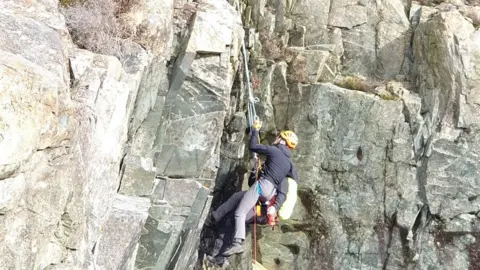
xmin=232 ymin=0 xmax=258 ymax=129
xmin=230 ymin=0 xmax=261 ymax=165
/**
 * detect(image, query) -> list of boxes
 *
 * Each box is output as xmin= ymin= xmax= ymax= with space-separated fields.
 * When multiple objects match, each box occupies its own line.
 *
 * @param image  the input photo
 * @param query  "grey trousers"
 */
xmin=211 ymin=179 xmax=275 ymax=240
xmin=211 ymin=190 xmax=268 ymax=227
xmin=234 ymin=179 xmax=275 ymax=240
xmin=212 ymin=191 xmax=246 ymax=222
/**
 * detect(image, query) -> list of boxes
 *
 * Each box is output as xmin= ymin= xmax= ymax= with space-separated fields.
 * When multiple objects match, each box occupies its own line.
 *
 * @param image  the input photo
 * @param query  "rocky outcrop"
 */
xmin=202 ymin=1 xmax=480 ymax=269
xmin=127 ymin=0 xmax=244 ymax=268
xmin=1 ymin=0 xmax=479 ymax=269
xmin=0 ymin=0 xmax=152 ymax=266
xmin=0 ymin=3 xmax=79 ymax=269
xmin=0 ymin=0 xmax=243 ymax=269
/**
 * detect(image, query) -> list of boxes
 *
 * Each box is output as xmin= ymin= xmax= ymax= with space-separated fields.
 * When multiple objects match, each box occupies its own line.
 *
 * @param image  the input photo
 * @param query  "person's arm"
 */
xmin=249 ymin=129 xmax=275 ymax=156
xmin=273 ymin=178 xmax=288 ymax=211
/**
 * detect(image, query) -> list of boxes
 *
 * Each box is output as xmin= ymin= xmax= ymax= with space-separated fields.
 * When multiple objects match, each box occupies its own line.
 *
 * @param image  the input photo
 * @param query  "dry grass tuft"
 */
xmin=334 ymin=75 xmax=377 ymax=93
xmin=259 ymin=33 xmax=286 ymax=61
xmin=334 ymin=75 xmax=402 ymax=100
xmin=60 ymin=0 xmax=143 ymax=58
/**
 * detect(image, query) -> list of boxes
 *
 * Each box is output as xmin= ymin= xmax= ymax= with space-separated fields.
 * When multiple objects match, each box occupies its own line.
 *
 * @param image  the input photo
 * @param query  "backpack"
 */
xmin=278 ymin=177 xmax=298 ymax=220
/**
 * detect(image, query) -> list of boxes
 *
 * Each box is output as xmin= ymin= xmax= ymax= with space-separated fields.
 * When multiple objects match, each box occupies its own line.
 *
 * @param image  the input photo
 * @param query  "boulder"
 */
xmin=153 ymin=0 xmax=244 ymax=179
xmin=0 ymin=174 xmax=26 ymax=214
xmin=0 ymin=8 xmax=72 ymax=179
xmin=0 ymin=4 xmax=77 ymax=269
xmin=412 ymin=11 xmax=480 ymax=222
xmin=0 ymin=5 xmax=150 ymax=263
xmin=94 ymin=195 xmax=150 ymax=270
xmin=281 ymin=83 xmax=418 ymax=269
xmin=118 ymin=155 xmax=156 ymax=197
xmin=413 ymin=10 xmax=480 ymax=130
xmin=256 ymin=228 xmax=310 ymax=269
xmin=134 ymin=178 xmax=212 ymax=269
xmin=248 ymin=0 xmax=411 ymax=78
xmin=68 ymin=47 xmax=148 ymax=257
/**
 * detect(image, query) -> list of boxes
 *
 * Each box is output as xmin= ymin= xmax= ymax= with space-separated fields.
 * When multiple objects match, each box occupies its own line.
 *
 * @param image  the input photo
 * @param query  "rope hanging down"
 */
xmin=233 ymin=1 xmax=258 ymax=130
xmin=242 ymin=38 xmax=259 ymax=131
xmin=240 ymin=38 xmax=262 ymax=264
xmin=232 ymin=1 xmax=263 ymax=264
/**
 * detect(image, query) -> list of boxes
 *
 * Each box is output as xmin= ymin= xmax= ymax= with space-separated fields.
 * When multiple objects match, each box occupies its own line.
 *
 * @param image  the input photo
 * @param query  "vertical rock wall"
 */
xmin=202 ymin=0 xmax=480 ymax=270
xmin=1 ymin=0 xmax=479 ymax=269
xmin=125 ymin=1 xmax=244 ymax=269
xmin=0 ymin=0 xmax=244 ymax=269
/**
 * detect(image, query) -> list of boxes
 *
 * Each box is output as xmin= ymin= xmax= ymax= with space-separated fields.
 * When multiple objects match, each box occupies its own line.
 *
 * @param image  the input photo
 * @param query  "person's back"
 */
xmin=248 ymin=154 xmax=297 ymax=187
xmin=257 ymin=144 xmax=292 ymax=184
xmin=249 ymin=129 xmax=297 ymax=184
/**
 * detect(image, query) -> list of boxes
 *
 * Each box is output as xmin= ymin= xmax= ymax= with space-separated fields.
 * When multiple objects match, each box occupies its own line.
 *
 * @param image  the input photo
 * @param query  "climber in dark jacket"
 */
xmin=205 ymin=119 xmax=298 ymax=256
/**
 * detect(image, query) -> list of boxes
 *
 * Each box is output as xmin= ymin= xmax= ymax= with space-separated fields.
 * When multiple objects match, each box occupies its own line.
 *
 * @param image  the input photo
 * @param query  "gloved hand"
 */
xmin=266 ymin=206 xmax=277 ymax=227
xmin=267 ymin=206 xmax=276 ymax=216
xmin=252 ymin=119 xmax=262 ymax=130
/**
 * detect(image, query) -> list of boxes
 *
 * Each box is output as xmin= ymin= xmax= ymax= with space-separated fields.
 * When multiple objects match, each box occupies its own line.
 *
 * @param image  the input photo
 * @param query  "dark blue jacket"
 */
xmin=249 ymin=130 xmax=298 ymax=210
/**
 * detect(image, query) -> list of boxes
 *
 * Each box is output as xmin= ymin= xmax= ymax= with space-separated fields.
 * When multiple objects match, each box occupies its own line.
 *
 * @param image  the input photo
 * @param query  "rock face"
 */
xmin=0 ymin=0 xmax=243 ymax=269
xmin=201 ymin=1 xmax=480 ymax=270
xmin=203 ymin=1 xmax=479 ymax=270
xmin=1 ymin=0 xmax=479 ymax=270
xmin=288 ymin=83 xmax=416 ymax=269
xmin=128 ymin=0 xmax=244 ymax=268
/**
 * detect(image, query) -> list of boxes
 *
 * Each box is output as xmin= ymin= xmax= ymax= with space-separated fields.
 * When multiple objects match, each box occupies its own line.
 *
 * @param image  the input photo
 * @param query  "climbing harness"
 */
xmin=263 ymin=196 xmax=278 ymax=228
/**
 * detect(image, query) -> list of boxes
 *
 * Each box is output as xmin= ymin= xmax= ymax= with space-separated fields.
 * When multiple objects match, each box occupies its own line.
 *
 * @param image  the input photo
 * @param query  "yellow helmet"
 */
xmin=279 ymin=130 xmax=298 ymax=149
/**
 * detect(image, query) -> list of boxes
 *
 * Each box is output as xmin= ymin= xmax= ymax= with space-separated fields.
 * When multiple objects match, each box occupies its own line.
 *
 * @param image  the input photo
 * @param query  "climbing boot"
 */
xmin=204 ymin=212 xmax=217 ymax=228
xmin=206 ymin=255 xmax=227 ymax=266
xmin=222 ymin=239 xmax=244 ymax=256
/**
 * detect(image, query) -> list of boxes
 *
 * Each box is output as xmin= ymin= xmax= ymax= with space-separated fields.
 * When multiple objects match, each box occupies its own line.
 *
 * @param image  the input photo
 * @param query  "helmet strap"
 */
xmin=273 ymin=137 xmax=284 ymax=145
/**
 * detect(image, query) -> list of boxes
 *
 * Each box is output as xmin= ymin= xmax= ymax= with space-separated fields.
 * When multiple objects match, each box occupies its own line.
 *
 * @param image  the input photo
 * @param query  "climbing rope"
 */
xmin=231 ymin=0 xmax=263 ymax=264
xmin=233 ymin=1 xmax=258 ymax=129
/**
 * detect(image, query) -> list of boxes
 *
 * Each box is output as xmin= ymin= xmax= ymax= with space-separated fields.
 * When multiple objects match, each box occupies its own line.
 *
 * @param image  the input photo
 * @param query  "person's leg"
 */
xmin=222 ymin=182 xmax=262 ymax=256
xmin=258 ymin=179 xmax=276 ymax=201
xmin=205 ymin=191 xmax=245 ymax=227
xmin=244 ymin=180 xmax=274 ymax=228
xmin=245 ymin=208 xmax=256 ymax=224
xmin=212 ymin=191 xmax=246 ymax=221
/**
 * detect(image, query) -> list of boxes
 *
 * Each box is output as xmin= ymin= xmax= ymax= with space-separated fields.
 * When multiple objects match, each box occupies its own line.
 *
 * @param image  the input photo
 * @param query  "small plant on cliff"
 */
xmin=251 ymin=74 xmax=261 ymax=91
xmin=60 ymin=0 xmax=83 ymax=6
xmin=333 ymin=75 xmax=377 ymax=93
xmin=60 ymin=0 xmax=142 ymax=58
xmin=259 ymin=33 xmax=286 ymax=61
xmin=378 ymin=93 xmax=399 ymax=101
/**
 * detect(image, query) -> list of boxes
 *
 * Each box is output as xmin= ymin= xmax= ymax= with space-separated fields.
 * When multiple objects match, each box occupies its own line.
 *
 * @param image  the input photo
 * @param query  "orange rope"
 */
xmin=253 ymin=205 xmax=256 ymax=263
xmin=252 ymin=155 xmax=262 ymax=263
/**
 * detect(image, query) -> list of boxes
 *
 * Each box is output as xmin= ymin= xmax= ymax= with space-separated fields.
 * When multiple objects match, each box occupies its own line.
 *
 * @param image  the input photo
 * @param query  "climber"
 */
xmin=205 ymin=119 xmax=298 ymax=256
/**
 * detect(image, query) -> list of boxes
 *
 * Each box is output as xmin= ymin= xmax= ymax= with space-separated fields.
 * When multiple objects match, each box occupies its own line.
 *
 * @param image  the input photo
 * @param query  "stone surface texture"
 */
xmin=0 ymin=0 xmax=242 ymax=269
xmin=0 ymin=0 xmax=479 ymax=269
